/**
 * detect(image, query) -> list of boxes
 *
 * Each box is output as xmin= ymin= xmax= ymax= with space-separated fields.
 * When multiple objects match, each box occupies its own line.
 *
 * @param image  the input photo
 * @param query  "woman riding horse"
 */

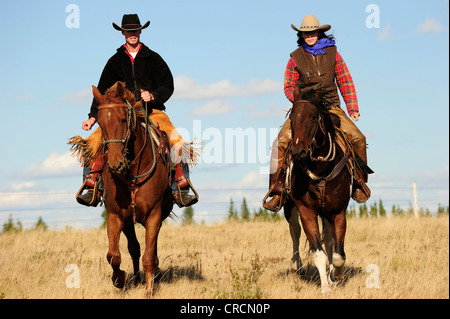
xmin=263 ymin=14 xmax=370 ymax=211
xmin=76 ymin=14 xmax=198 ymax=208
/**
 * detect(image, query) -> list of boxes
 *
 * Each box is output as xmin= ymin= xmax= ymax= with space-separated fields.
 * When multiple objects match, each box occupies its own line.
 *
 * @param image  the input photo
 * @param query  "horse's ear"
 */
xmin=92 ymin=86 xmax=104 ymax=105
xmin=115 ymin=81 xmax=125 ymax=97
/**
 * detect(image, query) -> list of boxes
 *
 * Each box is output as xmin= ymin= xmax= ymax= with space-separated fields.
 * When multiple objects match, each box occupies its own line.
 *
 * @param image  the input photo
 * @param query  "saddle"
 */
xmin=141 ymin=121 xmax=199 ymax=208
xmin=263 ymin=126 xmax=373 ymax=211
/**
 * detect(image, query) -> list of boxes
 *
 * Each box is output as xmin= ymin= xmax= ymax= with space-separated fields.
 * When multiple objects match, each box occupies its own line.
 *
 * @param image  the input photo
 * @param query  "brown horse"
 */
xmin=93 ymin=81 xmax=173 ymax=297
xmin=284 ymin=89 xmax=352 ymax=294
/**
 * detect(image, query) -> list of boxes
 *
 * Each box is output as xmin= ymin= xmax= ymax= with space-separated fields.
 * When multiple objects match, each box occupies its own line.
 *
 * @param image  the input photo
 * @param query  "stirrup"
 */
xmin=262 ymin=185 xmax=285 ymax=212
xmin=175 ymin=179 xmax=199 ymax=207
xmin=76 ymin=180 xmax=100 ymax=207
xmin=263 ymin=195 xmax=282 ymax=212
xmin=351 ymin=179 xmax=371 ymax=203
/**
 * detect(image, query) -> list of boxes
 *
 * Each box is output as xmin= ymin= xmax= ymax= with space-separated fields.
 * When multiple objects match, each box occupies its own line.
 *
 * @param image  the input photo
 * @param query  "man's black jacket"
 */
xmin=88 ymin=43 xmax=174 ymax=119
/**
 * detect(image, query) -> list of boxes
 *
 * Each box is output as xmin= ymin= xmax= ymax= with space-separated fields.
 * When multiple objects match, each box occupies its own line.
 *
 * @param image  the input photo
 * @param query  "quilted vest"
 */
xmin=290 ymin=46 xmax=340 ymax=107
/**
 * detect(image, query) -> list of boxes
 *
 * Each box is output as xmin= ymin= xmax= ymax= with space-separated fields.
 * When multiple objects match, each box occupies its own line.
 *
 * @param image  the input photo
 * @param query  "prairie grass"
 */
xmin=0 ymin=216 xmax=448 ymax=299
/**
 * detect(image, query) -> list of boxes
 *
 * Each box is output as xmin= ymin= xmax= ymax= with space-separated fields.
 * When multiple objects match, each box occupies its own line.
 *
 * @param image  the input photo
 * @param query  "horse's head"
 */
xmin=289 ymin=100 xmax=319 ymax=163
xmin=289 ymin=89 xmax=338 ymax=164
xmin=94 ymin=81 xmax=132 ymax=175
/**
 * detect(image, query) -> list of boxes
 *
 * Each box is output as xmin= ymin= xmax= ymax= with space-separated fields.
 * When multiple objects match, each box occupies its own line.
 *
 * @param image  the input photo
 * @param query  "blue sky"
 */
xmin=0 ymin=0 xmax=448 ymax=228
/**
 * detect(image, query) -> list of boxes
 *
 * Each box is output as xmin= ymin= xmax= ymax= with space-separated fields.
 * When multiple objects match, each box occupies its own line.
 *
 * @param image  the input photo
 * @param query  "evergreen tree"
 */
xmin=228 ymin=198 xmax=238 ymax=220
xmin=33 ymin=216 xmax=48 ymax=231
xmin=391 ymin=204 xmax=404 ymax=217
xmin=101 ymin=208 xmax=108 ymax=229
xmin=406 ymin=202 xmax=415 ymax=217
xmin=369 ymin=202 xmax=378 ymax=218
xmin=346 ymin=204 xmax=356 ymax=218
xmin=437 ymin=203 xmax=449 ymax=216
xmin=253 ymin=207 xmax=270 ymax=221
xmin=358 ymin=203 xmax=368 ymax=218
xmin=420 ymin=208 xmax=431 ymax=217
xmin=270 ymin=210 xmax=282 ymax=221
xmin=241 ymin=198 xmax=250 ymax=221
xmin=378 ymin=199 xmax=386 ymax=217
xmin=182 ymin=206 xmax=195 ymax=225
xmin=2 ymin=215 xmax=22 ymax=233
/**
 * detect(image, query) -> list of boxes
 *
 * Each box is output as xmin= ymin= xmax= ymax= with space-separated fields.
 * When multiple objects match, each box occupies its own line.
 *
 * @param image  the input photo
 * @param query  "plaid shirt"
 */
xmin=284 ymin=52 xmax=359 ymax=115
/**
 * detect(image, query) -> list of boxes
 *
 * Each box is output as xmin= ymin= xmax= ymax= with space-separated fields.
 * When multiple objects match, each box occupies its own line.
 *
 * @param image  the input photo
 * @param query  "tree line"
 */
xmin=2 ymin=199 xmax=449 ymax=233
xmin=182 ymin=197 xmax=449 ymax=225
xmin=347 ymin=200 xmax=449 ymax=218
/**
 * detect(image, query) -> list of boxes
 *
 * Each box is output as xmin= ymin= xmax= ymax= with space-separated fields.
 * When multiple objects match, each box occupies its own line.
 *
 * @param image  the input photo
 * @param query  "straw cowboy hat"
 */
xmin=291 ymin=14 xmax=331 ymax=32
xmin=113 ymin=14 xmax=150 ymax=31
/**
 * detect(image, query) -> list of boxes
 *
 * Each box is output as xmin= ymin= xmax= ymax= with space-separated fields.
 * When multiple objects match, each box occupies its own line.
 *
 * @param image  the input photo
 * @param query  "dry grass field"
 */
xmin=0 ymin=215 xmax=448 ymax=299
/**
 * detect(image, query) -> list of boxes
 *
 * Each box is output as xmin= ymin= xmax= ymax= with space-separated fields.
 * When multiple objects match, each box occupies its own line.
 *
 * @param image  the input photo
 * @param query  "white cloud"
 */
xmin=377 ymin=24 xmax=397 ymax=41
xmin=235 ymin=170 xmax=267 ymax=189
xmin=419 ymin=17 xmax=445 ymax=34
xmin=23 ymin=151 xmax=81 ymax=178
xmin=189 ymin=99 xmax=236 ymax=116
xmin=248 ymin=104 xmax=289 ymax=119
xmin=9 ymin=182 xmax=38 ymax=191
xmin=0 ymin=189 xmax=70 ymax=209
xmin=61 ymin=88 xmax=92 ymax=105
xmin=13 ymin=93 xmax=35 ymax=102
xmin=173 ymin=75 xmax=281 ymax=100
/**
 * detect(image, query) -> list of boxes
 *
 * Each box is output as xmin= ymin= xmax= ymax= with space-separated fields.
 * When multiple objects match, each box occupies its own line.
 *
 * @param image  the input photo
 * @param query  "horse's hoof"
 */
xmin=320 ymin=285 xmax=332 ymax=295
xmin=298 ymin=266 xmax=306 ymax=277
xmin=112 ymin=270 xmax=127 ymax=289
xmin=132 ymin=274 xmax=142 ymax=286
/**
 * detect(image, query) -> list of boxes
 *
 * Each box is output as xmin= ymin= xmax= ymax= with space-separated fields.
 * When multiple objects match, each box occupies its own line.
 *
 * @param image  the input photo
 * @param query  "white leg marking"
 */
xmin=331 ymin=252 xmax=345 ymax=281
xmin=314 ymin=249 xmax=331 ymax=294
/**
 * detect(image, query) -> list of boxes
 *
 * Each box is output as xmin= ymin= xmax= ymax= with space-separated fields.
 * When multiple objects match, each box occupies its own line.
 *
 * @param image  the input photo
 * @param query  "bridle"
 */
xmin=290 ymin=100 xmax=336 ymax=163
xmin=98 ymin=100 xmax=137 ymax=147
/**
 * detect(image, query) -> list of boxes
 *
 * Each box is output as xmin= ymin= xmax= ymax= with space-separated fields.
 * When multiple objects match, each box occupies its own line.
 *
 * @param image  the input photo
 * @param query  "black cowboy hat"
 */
xmin=112 ymin=14 xmax=150 ymax=31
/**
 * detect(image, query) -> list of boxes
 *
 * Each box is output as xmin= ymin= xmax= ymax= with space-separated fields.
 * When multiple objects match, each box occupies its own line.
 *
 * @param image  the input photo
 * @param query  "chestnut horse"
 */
xmin=94 ymin=82 xmax=173 ymax=296
xmin=284 ymin=90 xmax=352 ymax=294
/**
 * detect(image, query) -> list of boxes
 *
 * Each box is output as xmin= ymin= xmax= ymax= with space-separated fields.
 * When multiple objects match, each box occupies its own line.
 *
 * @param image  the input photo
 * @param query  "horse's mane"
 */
xmin=299 ymin=89 xmax=337 ymax=138
xmin=107 ymin=81 xmax=147 ymax=119
xmin=300 ymin=89 xmax=333 ymax=112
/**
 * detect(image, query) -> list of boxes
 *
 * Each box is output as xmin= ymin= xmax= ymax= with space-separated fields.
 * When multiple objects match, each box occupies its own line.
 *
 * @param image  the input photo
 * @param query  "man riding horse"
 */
xmin=76 ymin=14 xmax=198 ymax=208
xmin=263 ymin=14 xmax=371 ymax=211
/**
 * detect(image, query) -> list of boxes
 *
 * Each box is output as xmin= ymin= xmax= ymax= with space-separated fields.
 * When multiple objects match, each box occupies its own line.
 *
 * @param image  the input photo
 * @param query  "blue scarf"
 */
xmin=302 ymin=38 xmax=335 ymax=55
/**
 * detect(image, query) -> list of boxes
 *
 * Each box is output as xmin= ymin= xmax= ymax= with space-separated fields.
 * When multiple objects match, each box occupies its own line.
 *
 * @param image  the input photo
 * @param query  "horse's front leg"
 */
xmin=330 ymin=210 xmax=347 ymax=281
xmin=106 ymin=212 xmax=126 ymax=288
xmin=142 ymin=210 xmax=162 ymax=297
xmin=284 ymin=201 xmax=303 ymax=274
xmin=123 ymin=221 xmax=141 ymax=286
xmin=296 ymin=203 xmax=331 ymax=294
